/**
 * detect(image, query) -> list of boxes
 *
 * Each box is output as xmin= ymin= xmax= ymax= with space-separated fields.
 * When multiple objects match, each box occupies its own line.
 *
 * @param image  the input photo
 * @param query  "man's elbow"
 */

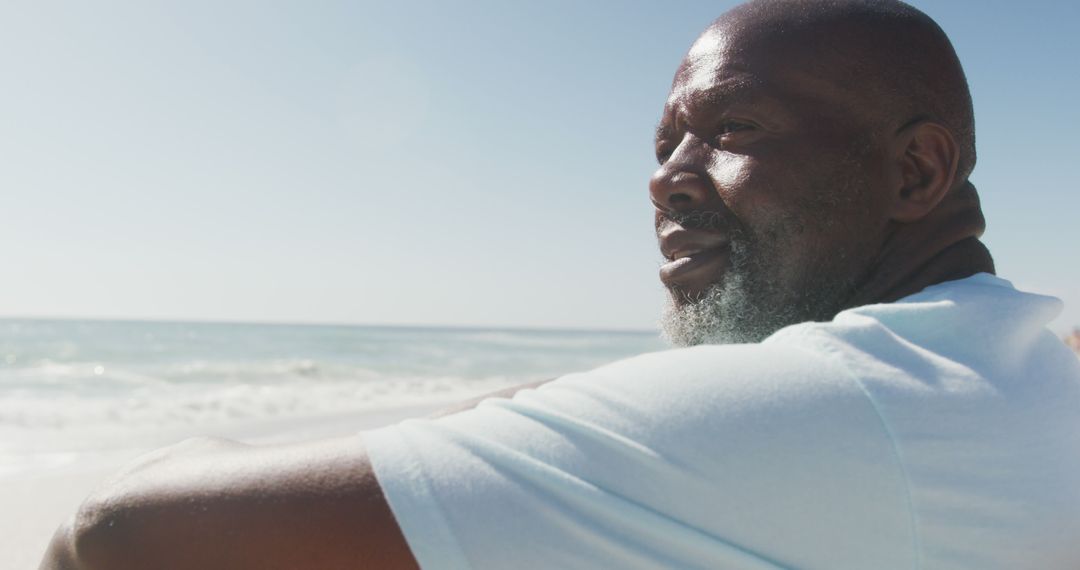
xmin=40 ymin=516 xmax=80 ymax=570
xmin=41 ymin=483 xmax=149 ymax=570
xmin=38 ymin=506 xmax=104 ymax=570
xmin=72 ymin=492 xmax=131 ymax=568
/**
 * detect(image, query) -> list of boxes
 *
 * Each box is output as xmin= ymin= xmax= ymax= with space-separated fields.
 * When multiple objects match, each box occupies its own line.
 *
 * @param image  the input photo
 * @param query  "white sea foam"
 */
xmin=0 ymin=370 xmax=515 ymax=430
xmin=0 ymin=367 xmax=521 ymax=476
xmin=0 ymin=319 xmax=665 ymax=473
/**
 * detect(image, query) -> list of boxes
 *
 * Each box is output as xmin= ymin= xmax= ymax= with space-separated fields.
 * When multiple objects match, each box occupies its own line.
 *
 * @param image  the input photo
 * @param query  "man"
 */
xmin=42 ymin=0 xmax=1080 ymax=568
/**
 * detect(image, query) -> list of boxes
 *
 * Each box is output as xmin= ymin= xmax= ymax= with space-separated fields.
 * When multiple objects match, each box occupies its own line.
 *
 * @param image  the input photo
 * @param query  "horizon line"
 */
xmin=0 ymin=314 xmax=661 ymax=336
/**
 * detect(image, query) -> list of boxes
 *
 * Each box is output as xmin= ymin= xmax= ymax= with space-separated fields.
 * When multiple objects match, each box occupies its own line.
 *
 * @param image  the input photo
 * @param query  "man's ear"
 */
xmin=889 ymin=120 xmax=960 ymax=223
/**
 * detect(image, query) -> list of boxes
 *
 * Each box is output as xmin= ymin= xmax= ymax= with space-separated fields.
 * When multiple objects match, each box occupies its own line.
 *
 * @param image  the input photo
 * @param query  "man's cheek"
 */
xmin=706 ymin=153 xmax=756 ymax=203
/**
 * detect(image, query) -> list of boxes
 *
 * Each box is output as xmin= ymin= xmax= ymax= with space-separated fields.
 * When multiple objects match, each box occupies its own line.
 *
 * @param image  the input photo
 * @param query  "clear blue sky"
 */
xmin=1 ymin=0 xmax=1077 ymax=333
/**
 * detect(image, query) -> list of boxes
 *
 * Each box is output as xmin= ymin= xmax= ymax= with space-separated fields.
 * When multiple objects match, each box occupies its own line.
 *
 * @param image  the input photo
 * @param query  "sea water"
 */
xmin=0 ymin=318 xmax=664 ymax=475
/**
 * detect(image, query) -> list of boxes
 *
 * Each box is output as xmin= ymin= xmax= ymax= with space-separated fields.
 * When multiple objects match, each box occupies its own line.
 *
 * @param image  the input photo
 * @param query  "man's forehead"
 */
xmin=674 ymin=28 xmax=747 ymax=94
xmin=665 ymin=28 xmax=776 ymax=117
xmin=679 ymin=29 xmax=730 ymax=85
xmin=664 ymin=24 xmax=864 ymax=125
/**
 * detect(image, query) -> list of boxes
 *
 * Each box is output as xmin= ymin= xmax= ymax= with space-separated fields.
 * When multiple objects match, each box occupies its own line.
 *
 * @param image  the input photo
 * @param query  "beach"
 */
xmin=0 ymin=318 xmax=663 ymax=568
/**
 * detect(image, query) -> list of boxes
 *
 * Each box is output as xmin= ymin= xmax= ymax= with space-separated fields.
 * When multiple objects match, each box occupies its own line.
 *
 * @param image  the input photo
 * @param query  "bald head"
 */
xmin=710 ymin=0 xmax=976 ymax=181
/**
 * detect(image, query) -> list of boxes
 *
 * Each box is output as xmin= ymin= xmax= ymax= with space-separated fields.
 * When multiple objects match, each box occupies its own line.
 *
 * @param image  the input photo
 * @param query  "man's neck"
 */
xmin=845 ymin=180 xmax=995 ymax=308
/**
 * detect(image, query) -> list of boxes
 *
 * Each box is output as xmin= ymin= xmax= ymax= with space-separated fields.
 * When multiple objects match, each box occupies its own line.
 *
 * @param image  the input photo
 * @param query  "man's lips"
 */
xmin=657 ymin=226 xmax=731 ymax=292
xmin=659 ymin=246 xmax=730 ymax=285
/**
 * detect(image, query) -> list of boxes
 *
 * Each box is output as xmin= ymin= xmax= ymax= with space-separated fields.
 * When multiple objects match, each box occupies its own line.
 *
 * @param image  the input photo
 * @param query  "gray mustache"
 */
xmin=659 ymin=210 xmax=727 ymax=232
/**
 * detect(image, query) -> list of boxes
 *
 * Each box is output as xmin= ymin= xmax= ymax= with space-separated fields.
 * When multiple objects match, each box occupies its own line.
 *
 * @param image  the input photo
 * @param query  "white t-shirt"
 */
xmin=366 ymin=274 xmax=1080 ymax=569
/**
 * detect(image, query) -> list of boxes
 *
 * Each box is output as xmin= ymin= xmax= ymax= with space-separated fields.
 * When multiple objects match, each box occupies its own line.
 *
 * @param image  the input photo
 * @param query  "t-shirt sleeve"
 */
xmin=365 ymin=344 xmax=916 ymax=570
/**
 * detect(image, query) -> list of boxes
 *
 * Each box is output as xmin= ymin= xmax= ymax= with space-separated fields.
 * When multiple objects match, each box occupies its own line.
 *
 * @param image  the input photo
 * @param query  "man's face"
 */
xmin=653 ymin=26 xmax=891 ymax=346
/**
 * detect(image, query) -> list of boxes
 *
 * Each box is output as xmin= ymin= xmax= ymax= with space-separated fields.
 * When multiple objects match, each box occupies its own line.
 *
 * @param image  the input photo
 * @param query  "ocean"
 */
xmin=0 ymin=318 xmax=665 ymax=476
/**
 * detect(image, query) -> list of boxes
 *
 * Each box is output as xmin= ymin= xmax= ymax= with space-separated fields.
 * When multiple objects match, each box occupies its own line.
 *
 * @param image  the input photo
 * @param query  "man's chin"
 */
xmin=660 ymin=281 xmax=776 ymax=347
xmin=661 ymin=266 xmax=860 ymax=347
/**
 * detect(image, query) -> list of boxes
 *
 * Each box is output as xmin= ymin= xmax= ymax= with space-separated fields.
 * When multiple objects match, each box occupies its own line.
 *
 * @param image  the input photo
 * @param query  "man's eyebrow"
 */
xmin=671 ymin=70 xmax=756 ymax=98
xmin=667 ymin=75 xmax=771 ymax=128
xmin=700 ymin=83 xmax=760 ymax=107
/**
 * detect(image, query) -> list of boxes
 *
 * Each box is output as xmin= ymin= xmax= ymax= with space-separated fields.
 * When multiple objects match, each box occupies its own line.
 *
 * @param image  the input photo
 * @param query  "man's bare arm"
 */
xmin=39 ymin=435 xmax=419 ymax=570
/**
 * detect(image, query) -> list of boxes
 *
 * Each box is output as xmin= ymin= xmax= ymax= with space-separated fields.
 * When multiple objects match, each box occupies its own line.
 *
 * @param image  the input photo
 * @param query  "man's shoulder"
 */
xmin=368 ymin=333 xmax=916 ymax=570
xmin=417 ymin=340 xmax=884 ymax=468
xmin=775 ymin=273 xmax=1074 ymax=384
xmin=553 ymin=340 xmax=862 ymax=406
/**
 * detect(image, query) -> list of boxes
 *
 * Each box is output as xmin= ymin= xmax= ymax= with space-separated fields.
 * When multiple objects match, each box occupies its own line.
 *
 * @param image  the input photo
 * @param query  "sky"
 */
xmin=0 ymin=0 xmax=1077 ymax=333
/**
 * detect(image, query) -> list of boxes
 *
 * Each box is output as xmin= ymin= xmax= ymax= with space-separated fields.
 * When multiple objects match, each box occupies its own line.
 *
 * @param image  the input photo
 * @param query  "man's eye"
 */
xmin=713 ymin=121 xmax=756 ymax=149
xmin=717 ymin=121 xmax=754 ymax=135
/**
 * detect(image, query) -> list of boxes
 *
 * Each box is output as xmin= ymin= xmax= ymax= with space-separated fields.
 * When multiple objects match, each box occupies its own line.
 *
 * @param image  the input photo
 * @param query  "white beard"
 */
xmin=662 ymin=278 xmax=771 ymax=346
xmin=660 ymin=225 xmax=858 ymax=347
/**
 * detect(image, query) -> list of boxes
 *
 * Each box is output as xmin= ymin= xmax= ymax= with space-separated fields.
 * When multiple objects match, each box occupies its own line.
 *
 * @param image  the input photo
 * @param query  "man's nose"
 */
xmin=649 ymin=135 xmax=714 ymax=213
